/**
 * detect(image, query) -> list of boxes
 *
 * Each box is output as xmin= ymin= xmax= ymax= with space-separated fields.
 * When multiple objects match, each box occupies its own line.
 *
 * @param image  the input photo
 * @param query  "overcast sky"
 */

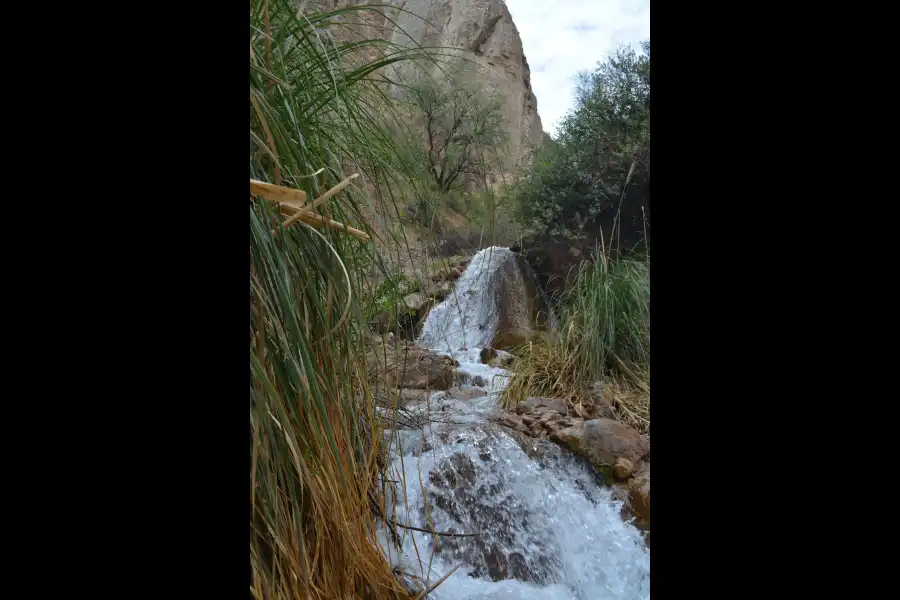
xmin=505 ymin=0 xmax=649 ymax=137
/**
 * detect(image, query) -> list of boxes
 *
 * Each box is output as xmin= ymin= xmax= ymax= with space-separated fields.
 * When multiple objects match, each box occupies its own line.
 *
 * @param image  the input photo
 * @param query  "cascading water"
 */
xmin=380 ymin=247 xmax=650 ymax=599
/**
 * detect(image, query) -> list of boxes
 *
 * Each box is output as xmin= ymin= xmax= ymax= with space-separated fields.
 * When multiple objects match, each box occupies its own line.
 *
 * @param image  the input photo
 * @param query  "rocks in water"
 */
xmin=471 ymin=375 xmax=487 ymax=388
xmin=423 ymin=439 xmax=560 ymax=584
xmin=613 ymin=457 xmax=634 ymax=480
xmin=447 ymin=386 xmax=489 ymax=401
xmin=487 ymin=349 xmax=516 ymax=368
xmin=480 ymin=346 xmax=498 ymax=364
xmin=494 ymin=397 xmax=581 ymax=443
xmin=499 ymin=412 xmax=523 ymax=429
xmin=367 ymin=340 xmax=457 ymax=390
xmin=550 ymin=418 xmax=649 ymax=471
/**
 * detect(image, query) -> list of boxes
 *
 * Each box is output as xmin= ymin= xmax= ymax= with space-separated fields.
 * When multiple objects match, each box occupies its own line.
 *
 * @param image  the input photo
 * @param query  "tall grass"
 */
xmin=563 ymin=249 xmax=650 ymax=380
xmin=501 ymin=247 xmax=650 ymax=432
xmin=249 ymin=2 xmax=437 ymax=598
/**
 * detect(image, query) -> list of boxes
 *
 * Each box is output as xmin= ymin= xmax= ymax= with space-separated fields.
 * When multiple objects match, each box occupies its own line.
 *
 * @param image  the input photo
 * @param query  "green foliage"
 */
xmin=515 ymin=41 xmax=650 ymax=254
xmin=561 ymin=248 xmax=650 ymax=380
xmin=364 ymin=272 xmax=418 ymax=321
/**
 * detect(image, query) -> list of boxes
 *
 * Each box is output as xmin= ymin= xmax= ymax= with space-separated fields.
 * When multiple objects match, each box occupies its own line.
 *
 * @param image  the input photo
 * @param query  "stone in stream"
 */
xmin=366 ymin=341 xmax=457 ymax=390
xmin=479 ymin=346 xmax=498 ymax=364
xmin=550 ymin=418 xmax=649 ymax=470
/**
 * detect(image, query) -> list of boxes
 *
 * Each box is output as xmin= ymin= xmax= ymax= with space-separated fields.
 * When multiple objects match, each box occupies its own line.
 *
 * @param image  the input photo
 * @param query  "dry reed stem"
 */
xmin=278 ymin=173 xmax=360 ymax=229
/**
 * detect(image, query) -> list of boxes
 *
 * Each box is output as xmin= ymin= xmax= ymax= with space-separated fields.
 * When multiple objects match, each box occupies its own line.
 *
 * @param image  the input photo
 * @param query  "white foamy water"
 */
xmin=381 ymin=247 xmax=649 ymax=599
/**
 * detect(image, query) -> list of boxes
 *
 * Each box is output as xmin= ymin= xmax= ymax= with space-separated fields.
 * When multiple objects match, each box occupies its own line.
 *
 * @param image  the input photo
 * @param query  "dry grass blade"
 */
xmin=414 ymin=564 xmax=461 ymax=600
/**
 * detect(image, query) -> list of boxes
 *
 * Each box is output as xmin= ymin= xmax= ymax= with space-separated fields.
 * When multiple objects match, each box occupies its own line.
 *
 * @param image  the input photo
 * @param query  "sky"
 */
xmin=505 ymin=0 xmax=649 ymax=137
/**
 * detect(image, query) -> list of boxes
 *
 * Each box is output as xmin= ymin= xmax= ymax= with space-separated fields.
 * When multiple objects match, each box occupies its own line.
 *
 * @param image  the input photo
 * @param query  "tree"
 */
xmin=514 ymin=41 xmax=650 ymax=295
xmin=406 ymin=67 xmax=506 ymax=192
xmin=518 ymin=41 xmax=650 ymax=251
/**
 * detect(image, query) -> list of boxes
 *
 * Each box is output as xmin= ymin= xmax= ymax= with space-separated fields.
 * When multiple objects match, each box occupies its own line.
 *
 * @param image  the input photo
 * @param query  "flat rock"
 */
xmin=522 ymin=397 xmax=568 ymax=416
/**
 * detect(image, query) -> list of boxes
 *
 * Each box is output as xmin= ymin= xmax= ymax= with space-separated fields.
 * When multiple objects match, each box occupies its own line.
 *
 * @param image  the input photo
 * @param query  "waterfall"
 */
xmin=419 ymin=246 xmax=517 ymax=355
xmin=381 ymin=246 xmax=650 ymax=600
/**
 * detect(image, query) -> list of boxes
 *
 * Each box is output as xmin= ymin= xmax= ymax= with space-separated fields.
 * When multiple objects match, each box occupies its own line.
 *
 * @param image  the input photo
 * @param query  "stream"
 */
xmin=379 ymin=247 xmax=650 ymax=600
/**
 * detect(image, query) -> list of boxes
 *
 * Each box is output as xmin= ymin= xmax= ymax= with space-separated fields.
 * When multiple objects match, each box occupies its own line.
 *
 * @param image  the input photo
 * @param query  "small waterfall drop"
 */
xmin=381 ymin=246 xmax=650 ymax=600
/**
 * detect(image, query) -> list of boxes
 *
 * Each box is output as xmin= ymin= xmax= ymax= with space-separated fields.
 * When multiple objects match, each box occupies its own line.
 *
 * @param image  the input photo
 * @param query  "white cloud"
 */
xmin=505 ymin=0 xmax=649 ymax=137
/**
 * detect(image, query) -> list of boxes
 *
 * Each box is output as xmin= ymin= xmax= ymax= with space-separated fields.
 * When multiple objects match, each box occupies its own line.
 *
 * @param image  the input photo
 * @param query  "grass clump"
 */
xmin=501 ymin=247 xmax=650 ymax=433
xmin=249 ymin=1 xmax=438 ymax=598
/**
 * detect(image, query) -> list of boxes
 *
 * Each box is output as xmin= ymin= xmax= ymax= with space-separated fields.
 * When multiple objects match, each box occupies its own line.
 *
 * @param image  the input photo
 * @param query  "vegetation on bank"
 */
xmin=502 ymin=43 xmax=651 ymax=433
xmin=501 ymin=247 xmax=650 ymax=433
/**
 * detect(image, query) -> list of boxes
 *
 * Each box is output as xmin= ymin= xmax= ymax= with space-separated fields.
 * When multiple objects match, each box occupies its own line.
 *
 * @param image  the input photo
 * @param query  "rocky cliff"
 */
xmin=325 ymin=0 xmax=544 ymax=177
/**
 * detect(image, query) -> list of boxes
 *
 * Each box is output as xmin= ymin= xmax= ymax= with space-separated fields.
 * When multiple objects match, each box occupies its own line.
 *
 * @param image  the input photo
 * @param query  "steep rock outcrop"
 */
xmin=324 ymin=0 xmax=543 ymax=174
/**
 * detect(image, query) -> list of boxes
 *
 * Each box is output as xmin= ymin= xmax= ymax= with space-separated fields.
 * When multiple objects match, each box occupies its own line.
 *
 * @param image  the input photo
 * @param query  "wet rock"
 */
xmin=480 ymin=346 xmax=498 ymax=364
xmin=549 ymin=418 xmax=649 ymax=470
xmin=447 ymin=386 xmax=489 ymax=401
xmin=487 ymin=351 xmax=517 ymax=368
xmin=613 ymin=457 xmax=634 ymax=480
xmin=499 ymin=412 xmax=523 ymax=429
xmin=471 ymin=375 xmax=487 ymax=388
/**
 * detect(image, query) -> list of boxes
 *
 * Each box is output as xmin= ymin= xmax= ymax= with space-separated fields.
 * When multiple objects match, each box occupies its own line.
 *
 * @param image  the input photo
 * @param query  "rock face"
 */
xmin=490 ymin=254 xmax=557 ymax=351
xmin=326 ymin=0 xmax=543 ymax=174
xmin=391 ymin=0 xmax=543 ymax=172
xmin=550 ymin=418 xmax=650 ymax=471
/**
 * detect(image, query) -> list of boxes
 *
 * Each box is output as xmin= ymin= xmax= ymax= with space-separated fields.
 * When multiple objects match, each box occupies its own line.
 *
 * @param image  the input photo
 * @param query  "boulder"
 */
xmin=479 ymin=346 xmax=498 ymax=364
xmin=549 ymin=418 xmax=649 ymax=471
xmin=487 ymin=349 xmax=516 ymax=368
xmin=368 ymin=343 xmax=457 ymax=390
